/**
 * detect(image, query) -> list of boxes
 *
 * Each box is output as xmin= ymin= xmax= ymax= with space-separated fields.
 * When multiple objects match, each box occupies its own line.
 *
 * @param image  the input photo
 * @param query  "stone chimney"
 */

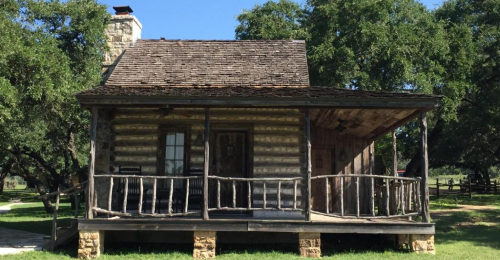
xmin=103 ymin=6 xmax=142 ymax=74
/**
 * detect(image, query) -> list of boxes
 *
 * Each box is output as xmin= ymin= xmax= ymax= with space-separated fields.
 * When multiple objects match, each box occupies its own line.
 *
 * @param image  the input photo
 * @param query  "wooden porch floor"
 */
xmin=78 ymin=213 xmax=434 ymax=235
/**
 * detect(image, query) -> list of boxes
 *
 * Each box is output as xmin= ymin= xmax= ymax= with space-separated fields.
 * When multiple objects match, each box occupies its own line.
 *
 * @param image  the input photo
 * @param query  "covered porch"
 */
xmin=75 ymin=86 xmax=438 ymax=258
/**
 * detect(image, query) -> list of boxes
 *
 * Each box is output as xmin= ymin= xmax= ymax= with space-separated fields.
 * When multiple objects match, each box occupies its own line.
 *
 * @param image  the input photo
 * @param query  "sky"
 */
xmin=98 ymin=0 xmax=445 ymax=40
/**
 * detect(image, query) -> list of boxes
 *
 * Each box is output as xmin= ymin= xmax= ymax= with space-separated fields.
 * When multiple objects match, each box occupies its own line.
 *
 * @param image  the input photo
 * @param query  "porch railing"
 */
xmin=311 ymin=174 xmax=422 ymax=219
xmin=207 ymin=176 xmax=303 ymax=212
xmin=91 ymin=175 xmax=303 ymax=218
xmin=93 ymin=174 xmax=202 ymax=217
xmin=39 ymin=181 xmax=87 ymax=251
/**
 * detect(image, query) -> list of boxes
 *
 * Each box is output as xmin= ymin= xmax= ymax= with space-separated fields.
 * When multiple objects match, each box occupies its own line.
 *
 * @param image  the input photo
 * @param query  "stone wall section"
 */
xmin=193 ymin=231 xmax=216 ymax=259
xmin=78 ymin=230 xmax=104 ymax=259
xmin=298 ymin=232 xmax=321 ymax=258
xmin=94 ymin=109 xmax=113 ymax=209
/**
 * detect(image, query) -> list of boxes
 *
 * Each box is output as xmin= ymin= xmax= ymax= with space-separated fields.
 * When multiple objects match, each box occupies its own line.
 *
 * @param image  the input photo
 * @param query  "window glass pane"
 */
xmin=165 ymin=160 xmax=175 ymax=175
xmin=176 ymin=133 xmax=185 ymax=145
xmin=166 ymin=133 xmax=175 ymax=146
xmin=166 ymin=146 xmax=175 ymax=160
xmin=174 ymin=161 xmax=184 ymax=175
xmin=175 ymin=147 xmax=184 ymax=160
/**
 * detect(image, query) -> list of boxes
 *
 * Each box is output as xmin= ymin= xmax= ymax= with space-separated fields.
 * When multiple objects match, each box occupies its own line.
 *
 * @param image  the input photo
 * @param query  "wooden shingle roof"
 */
xmin=105 ymin=40 xmax=309 ymax=87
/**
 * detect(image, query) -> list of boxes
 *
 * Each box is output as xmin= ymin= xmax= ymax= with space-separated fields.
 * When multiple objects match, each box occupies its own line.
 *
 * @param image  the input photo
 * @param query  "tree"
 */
xmin=235 ymin=0 xmax=461 ymax=176
xmin=235 ymin=0 xmax=308 ymax=40
xmin=430 ymin=0 xmax=500 ymax=180
xmin=0 ymin=0 xmax=109 ymax=207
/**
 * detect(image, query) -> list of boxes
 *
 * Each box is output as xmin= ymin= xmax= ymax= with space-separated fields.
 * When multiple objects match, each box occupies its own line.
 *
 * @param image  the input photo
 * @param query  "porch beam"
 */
xmin=86 ymin=106 xmax=98 ymax=219
xmin=305 ymin=109 xmax=312 ymax=221
xmin=420 ymin=112 xmax=430 ymax=223
xmin=203 ymin=107 xmax=210 ymax=220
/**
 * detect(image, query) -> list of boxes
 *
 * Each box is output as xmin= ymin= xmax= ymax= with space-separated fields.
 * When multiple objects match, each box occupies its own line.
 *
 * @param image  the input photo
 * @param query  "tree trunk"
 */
xmin=18 ymin=162 xmax=54 ymax=214
xmin=404 ymin=118 xmax=445 ymax=177
xmin=36 ymin=184 xmax=54 ymax=214
xmin=0 ymin=178 xmax=4 ymax=195
xmin=0 ymin=158 xmax=16 ymax=195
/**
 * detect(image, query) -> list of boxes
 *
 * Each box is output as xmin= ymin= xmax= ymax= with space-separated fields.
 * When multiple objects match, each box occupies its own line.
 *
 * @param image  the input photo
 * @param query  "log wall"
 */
xmin=94 ymin=108 xmax=305 ymax=213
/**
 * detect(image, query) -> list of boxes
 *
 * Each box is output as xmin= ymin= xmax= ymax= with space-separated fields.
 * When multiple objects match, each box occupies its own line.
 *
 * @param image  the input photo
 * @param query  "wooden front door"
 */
xmin=311 ymin=148 xmax=333 ymax=212
xmin=210 ymin=131 xmax=248 ymax=210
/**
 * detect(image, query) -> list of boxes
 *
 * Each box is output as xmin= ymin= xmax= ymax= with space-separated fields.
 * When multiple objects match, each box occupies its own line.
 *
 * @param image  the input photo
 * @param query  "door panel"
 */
xmin=311 ymin=148 xmax=333 ymax=212
xmin=210 ymin=132 xmax=248 ymax=209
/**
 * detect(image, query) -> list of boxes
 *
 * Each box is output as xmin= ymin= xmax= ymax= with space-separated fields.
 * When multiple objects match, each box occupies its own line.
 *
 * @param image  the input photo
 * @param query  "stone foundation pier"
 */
xmin=396 ymin=234 xmax=435 ymax=254
xmin=298 ymin=232 xmax=321 ymax=258
xmin=410 ymin=234 xmax=435 ymax=254
xmin=193 ymin=231 xmax=216 ymax=259
xmin=78 ymin=230 xmax=104 ymax=259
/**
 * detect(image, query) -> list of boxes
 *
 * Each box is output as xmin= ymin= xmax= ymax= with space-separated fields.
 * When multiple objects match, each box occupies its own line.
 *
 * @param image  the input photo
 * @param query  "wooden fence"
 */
xmin=432 ymin=178 xmax=499 ymax=199
xmin=311 ymin=174 xmax=423 ymax=219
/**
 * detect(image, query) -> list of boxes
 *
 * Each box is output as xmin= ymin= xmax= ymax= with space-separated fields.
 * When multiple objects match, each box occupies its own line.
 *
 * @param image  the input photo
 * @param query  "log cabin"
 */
xmin=72 ymin=6 xmax=439 ymax=259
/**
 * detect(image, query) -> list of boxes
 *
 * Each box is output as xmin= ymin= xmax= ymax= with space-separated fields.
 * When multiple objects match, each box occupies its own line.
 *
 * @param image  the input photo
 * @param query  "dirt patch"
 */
xmin=431 ymin=204 xmax=497 ymax=219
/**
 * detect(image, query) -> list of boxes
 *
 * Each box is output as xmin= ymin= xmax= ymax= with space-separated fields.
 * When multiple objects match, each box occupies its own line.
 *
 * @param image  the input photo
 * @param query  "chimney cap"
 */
xmin=113 ymin=6 xmax=133 ymax=15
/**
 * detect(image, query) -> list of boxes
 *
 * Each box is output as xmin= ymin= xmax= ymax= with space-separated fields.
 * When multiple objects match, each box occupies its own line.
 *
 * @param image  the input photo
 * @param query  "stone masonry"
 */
xmin=78 ymin=230 xmax=104 ymax=259
xmin=395 ymin=234 xmax=435 ymax=254
xmin=103 ymin=14 xmax=142 ymax=75
xmin=193 ymin=231 xmax=216 ymax=259
xmin=410 ymin=234 xmax=435 ymax=254
xmin=299 ymin=232 xmax=321 ymax=258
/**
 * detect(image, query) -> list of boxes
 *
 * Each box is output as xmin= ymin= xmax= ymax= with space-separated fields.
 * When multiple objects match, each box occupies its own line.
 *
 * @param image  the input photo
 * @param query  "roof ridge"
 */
xmin=136 ymin=39 xmax=306 ymax=43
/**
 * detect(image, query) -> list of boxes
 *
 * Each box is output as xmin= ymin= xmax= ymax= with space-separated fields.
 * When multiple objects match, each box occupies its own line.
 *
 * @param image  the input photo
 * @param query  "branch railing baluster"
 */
xmin=207 ymin=176 xmax=303 ymax=212
xmin=311 ymin=174 xmax=423 ymax=220
xmin=93 ymin=175 xmax=202 ymax=217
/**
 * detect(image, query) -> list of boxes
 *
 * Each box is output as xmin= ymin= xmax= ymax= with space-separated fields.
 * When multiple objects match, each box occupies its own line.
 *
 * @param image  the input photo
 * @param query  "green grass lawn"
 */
xmin=1 ymin=191 xmax=499 ymax=259
xmin=0 ymin=189 xmax=40 ymax=203
xmin=429 ymin=194 xmax=500 ymax=210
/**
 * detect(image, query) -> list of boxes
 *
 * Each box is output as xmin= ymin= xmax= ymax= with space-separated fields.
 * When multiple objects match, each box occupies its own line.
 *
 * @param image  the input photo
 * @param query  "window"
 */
xmin=165 ymin=132 xmax=185 ymax=176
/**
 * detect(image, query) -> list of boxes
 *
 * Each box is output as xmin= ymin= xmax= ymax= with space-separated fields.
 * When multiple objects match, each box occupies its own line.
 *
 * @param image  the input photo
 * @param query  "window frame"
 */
xmin=158 ymin=125 xmax=191 ymax=177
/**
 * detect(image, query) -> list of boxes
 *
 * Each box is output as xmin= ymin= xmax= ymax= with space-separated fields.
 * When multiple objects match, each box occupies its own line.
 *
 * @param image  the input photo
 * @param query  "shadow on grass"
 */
xmin=106 ymin=242 xmax=193 ymax=255
xmin=50 ymin=234 xmax=399 ymax=259
xmin=0 ymin=203 xmax=78 ymax=235
xmin=0 ymin=190 xmax=40 ymax=203
xmin=434 ymin=208 xmax=500 ymax=251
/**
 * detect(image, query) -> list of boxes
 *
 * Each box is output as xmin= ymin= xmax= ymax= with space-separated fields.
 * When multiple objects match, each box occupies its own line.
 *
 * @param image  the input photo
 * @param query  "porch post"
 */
xmin=305 ymin=109 xmax=312 ymax=221
xmin=203 ymin=107 xmax=210 ymax=220
xmin=86 ymin=106 xmax=98 ymax=219
xmin=420 ymin=112 xmax=430 ymax=223
xmin=392 ymin=131 xmax=397 ymax=177
xmin=390 ymin=131 xmax=398 ymax=215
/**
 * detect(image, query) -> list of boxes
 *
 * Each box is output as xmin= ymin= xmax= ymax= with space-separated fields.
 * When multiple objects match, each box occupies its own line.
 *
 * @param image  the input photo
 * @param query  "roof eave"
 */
xmin=75 ymin=95 xmax=440 ymax=110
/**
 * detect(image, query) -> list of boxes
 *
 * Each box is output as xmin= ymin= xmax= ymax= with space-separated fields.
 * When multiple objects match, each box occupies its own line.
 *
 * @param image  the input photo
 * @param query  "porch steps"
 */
xmin=43 ymin=219 xmax=79 ymax=251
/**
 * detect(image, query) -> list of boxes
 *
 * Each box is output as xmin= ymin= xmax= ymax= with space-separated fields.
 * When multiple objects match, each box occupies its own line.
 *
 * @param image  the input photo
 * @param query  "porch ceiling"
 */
xmin=311 ymin=108 xmax=419 ymax=140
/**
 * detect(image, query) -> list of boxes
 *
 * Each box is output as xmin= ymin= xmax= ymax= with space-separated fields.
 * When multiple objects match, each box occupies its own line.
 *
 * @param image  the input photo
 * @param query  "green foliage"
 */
xmin=306 ymin=0 xmax=447 ymax=93
xmin=431 ymin=0 xmax=500 ymax=175
xmin=235 ymin=0 xmax=308 ymax=40
xmin=429 ymin=166 xmax=465 ymax=177
xmin=0 ymin=0 xmax=109 ymax=191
